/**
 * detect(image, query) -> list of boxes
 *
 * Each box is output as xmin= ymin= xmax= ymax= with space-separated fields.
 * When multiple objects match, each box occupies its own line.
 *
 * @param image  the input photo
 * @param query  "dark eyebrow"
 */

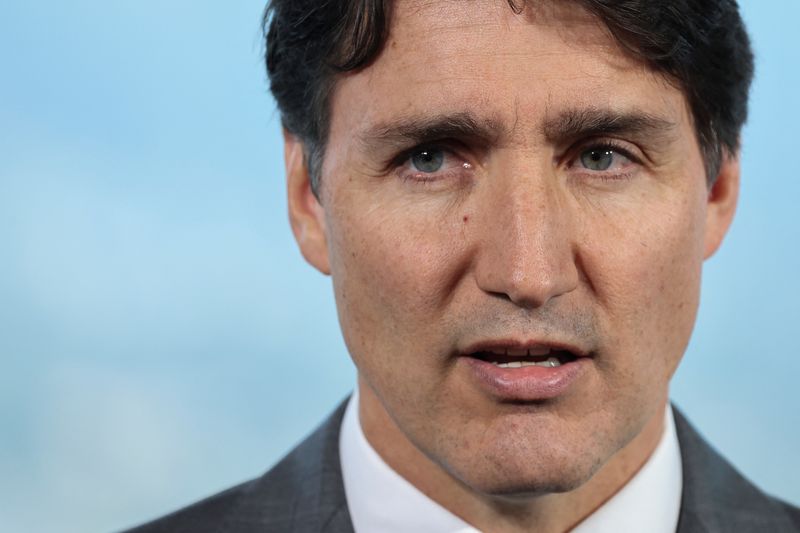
xmin=358 ymin=112 xmax=506 ymax=152
xmin=541 ymin=108 xmax=678 ymax=144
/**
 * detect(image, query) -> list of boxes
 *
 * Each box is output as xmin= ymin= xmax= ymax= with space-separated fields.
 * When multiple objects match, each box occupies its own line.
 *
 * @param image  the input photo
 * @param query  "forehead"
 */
xmin=326 ymin=0 xmax=692 ymax=159
xmin=387 ymin=0 xmax=620 ymax=68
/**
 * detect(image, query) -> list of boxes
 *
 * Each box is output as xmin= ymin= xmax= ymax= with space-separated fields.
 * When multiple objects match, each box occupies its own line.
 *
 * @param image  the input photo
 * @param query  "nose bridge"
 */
xmin=474 ymin=156 xmax=579 ymax=308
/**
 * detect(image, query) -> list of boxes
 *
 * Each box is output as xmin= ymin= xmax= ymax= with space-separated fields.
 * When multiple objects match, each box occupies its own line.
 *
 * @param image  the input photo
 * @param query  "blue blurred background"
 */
xmin=0 ymin=1 xmax=797 ymax=531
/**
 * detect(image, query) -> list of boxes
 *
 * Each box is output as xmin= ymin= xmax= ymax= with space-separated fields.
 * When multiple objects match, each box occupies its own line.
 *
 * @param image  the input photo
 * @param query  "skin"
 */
xmin=285 ymin=1 xmax=739 ymax=531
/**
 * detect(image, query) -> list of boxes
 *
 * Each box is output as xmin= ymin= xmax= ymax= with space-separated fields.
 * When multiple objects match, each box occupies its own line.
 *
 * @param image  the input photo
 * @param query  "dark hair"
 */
xmin=264 ymin=0 xmax=754 ymax=192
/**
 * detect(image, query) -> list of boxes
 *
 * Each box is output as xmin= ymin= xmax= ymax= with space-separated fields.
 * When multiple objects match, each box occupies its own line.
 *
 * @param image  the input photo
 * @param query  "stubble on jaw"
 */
xmin=358 ymin=370 xmax=670 ymax=532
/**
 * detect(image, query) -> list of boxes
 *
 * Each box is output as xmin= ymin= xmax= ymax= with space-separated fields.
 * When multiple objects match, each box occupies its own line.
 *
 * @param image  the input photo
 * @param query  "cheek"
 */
xmin=582 ymin=189 xmax=707 ymax=379
xmin=324 ymin=193 xmax=468 ymax=366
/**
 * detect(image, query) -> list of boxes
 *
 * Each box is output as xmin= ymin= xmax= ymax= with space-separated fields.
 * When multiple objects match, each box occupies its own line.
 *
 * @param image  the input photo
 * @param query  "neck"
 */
xmin=357 ymin=375 xmax=667 ymax=533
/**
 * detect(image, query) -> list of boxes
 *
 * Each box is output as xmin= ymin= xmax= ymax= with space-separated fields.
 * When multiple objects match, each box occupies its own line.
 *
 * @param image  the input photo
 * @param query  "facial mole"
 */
xmin=463 ymin=215 xmax=470 ymax=223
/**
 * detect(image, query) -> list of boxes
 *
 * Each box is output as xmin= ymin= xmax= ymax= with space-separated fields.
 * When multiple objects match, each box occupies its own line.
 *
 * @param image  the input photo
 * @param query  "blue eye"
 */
xmin=411 ymin=149 xmax=445 ymax=173
xmin=580 ymin=148 xmax=616 ymax=171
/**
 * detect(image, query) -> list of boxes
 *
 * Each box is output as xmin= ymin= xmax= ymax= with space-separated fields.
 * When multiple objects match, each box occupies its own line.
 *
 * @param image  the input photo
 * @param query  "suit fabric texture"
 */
xmin=124 ymin=400 xmax=800 ymax=533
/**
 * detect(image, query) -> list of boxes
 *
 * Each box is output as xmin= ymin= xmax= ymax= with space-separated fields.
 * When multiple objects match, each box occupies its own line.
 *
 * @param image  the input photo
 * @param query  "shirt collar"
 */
xmin=571 ymin=405 xmax=683 ymax=533
xmin=340 ymin=388 xmax=682 ymax=533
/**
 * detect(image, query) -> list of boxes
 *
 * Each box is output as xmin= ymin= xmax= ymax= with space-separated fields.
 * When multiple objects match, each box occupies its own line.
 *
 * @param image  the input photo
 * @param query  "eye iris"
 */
xmin=581 ymin=149 xmax=614 ymax=171
xmin=411 ymin=149 xmax=444 ymax=173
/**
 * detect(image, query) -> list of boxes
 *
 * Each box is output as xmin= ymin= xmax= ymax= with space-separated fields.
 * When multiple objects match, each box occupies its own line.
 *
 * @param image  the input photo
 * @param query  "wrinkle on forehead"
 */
xmin=376 ymin=0 xmax=645 ymax=92
xmin=392 ymin=0 xmax=618 ymax=49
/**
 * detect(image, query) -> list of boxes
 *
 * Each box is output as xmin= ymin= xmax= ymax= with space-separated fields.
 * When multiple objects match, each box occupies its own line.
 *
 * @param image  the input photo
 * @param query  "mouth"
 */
xmin=470 ymin=347 xmax=579 ymax=369
xmin=460 ymin=341 xmax=590 ymax=401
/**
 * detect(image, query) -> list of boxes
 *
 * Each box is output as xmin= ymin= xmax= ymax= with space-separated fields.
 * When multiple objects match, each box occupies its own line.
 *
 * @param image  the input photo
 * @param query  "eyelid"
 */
xmin=562 ymin=138 xmax=645 ymax=172
xmin=393 ymin=143 xmax=475 ymax=184
xmin=389 ymin=139 xmax=468 ymax=168
xmin=390 ymin=139 xmax=478 ymax=176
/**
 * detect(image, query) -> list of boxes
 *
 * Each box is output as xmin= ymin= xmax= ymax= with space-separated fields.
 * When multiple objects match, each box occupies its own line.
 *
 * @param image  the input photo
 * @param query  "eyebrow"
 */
xmin=357 ymin=107 xmax=678 ymax=155
xmin=358 ymin=112 xmax=506 ymax=152
xmin=541 ymin=108 xmax=678 ymax=145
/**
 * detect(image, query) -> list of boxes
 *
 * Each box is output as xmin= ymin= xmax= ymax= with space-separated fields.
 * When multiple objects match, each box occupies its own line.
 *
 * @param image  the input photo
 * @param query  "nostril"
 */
xmin=474 ymin=252 xmax=580 ymax=310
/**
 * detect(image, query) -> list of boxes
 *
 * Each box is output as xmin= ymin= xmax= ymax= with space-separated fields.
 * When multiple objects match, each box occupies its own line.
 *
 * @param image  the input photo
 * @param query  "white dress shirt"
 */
xmin=340 ymin=388 xmax=682 ymax=532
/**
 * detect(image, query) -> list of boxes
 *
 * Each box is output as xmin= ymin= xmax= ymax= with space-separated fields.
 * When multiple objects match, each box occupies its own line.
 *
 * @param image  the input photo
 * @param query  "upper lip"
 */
xmin=460 ymin=339 xmax=591 ymax=358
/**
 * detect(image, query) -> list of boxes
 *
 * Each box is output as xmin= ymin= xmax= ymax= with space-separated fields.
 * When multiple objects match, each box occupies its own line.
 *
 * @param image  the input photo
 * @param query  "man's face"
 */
xmin=290 ymin=0 xmax=737 ymax=495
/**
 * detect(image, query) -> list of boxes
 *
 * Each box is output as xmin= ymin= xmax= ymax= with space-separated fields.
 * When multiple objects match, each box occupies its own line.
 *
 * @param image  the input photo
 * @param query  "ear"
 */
xmin=703 ymin=151 xmax=740 ymax=259
xmin=285 ymin=131 xmax=331 ymax=275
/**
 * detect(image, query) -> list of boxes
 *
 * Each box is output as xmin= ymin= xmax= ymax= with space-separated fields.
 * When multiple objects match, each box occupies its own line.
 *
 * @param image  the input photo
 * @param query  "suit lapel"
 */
xmin=673 ymin=406 xmax=797 ymax=533
xmin=221 ymin=399 xmax=355 ymax=533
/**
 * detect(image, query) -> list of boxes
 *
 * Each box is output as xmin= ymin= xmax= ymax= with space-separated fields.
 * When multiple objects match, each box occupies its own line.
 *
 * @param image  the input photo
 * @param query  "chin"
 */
xmin=445 ymin=440 xmax=608 ymax=499
xmin=437 ymin=409 xmax=642 ymax=500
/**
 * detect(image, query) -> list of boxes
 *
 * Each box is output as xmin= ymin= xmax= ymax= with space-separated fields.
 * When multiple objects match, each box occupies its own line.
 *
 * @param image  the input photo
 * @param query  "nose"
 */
xmin=473 ymin=169 xmax=580 ymax=309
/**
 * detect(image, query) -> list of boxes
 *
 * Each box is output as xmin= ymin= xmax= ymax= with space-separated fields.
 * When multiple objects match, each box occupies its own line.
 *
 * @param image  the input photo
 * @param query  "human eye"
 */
xmin=396 ymin=145 xmax=473 ymax=184
xmin=568 ymin=141 xmax=640 ymax=180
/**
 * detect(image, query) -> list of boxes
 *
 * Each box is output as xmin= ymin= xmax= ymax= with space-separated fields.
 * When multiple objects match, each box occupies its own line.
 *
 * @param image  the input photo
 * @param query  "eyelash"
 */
xmin=568 ymin=140 xmax=642 ymax=181
xmin=389 ymin=139 xmax=643 ymax=184
xmin=391 ymin=143 xmax=471 ymax=184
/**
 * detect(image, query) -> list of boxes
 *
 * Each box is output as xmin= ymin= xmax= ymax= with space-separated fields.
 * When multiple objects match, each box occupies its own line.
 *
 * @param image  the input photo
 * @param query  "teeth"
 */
xmin=494 ymin=357 xmax=562 ymax=369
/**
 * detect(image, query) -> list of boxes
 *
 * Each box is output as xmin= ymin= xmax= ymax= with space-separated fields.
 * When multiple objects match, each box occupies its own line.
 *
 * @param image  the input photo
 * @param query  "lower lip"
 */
xmin=463 ymin=356 xmax=590 ymax=401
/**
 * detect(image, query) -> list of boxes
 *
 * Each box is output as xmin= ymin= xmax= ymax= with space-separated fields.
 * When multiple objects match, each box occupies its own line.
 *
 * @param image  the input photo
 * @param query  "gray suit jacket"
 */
xmin=125 ymin=401 xmax=800 ymax=532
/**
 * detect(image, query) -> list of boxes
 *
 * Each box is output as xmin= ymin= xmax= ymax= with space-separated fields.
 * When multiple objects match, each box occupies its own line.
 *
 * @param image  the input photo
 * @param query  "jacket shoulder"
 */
xmin=122 ymin=480 xmax=254 ymax=533
xmin=121 ymin=399 xmax=352 ymax=533
xmin=674 ymin=406 xmax=800 ymax=532
xmin=782 ymin=500 xmax=800 ymax=530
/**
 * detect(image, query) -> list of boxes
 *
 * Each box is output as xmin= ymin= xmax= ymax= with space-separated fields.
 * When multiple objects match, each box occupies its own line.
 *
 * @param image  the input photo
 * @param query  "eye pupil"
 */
xmin=581 ymin=149 xmax=615 ymax=171
xmin=411 ymin=149 xmax=445 ymax=173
